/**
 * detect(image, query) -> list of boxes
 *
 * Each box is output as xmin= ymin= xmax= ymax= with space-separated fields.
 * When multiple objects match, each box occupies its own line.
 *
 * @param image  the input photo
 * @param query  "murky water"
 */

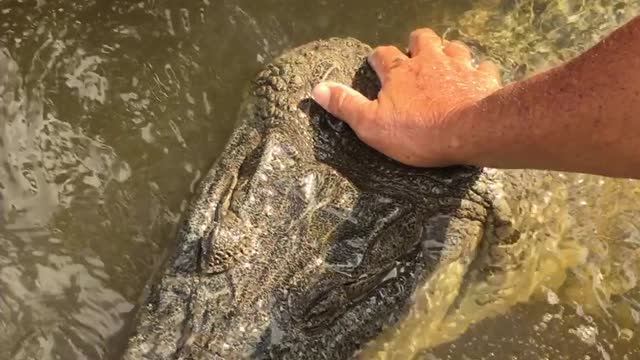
xmin=1 ymin=0 xmax=639 ymax=359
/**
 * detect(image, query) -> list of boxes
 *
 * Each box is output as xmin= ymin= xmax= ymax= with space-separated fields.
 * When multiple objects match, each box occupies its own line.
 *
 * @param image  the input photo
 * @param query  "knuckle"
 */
xmin=389 ymin=57 xmax=405 ymax=69
xmin=409 ymin=30 xmax=421 ymax=41
xmin=373 ymin=45 xmax=396 ymax=57
xmin=410 ymin=28 xmax=439 ymax=41
xmin=332 ymin=88 xmax=348 ymax=112
xmin=370 ymin=46 xmax=406 ymax=72
xmin=369 ymin=47 xmax=385 ymax=65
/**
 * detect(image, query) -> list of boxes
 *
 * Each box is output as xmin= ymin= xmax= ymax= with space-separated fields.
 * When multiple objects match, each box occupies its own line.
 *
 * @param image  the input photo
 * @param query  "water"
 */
xmin=0 ymin=0 xmax=639 ymax=359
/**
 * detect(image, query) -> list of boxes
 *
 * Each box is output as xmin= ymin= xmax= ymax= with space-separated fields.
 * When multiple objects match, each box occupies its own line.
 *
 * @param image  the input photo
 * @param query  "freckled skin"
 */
xmin=456 ymin=16 xmax=640 ymax=179
xmin=313 ymin=17 xmax=640 ymax=179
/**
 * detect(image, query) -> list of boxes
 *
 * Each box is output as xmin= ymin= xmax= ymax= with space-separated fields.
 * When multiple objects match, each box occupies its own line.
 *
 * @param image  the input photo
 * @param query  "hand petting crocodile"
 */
xmin=122 ymin=36 xmax=550 ymax=359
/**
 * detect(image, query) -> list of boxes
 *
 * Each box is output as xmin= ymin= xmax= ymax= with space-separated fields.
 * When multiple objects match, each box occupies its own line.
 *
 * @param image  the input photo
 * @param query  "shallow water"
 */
xmin=1 ymin=0 xmax=639 ymax=359
xmin=364 ymin=172 xmax=640 ymax=359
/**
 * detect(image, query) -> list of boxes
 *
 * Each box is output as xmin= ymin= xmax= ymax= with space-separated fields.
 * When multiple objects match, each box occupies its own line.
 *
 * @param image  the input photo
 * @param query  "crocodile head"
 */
xmin=125 ymin=38 xmax=531 ymax=360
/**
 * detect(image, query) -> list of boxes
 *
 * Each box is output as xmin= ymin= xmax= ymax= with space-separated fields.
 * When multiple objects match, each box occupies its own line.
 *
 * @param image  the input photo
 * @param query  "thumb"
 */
xmin=311 ymin=81 xmax=378 ymax=129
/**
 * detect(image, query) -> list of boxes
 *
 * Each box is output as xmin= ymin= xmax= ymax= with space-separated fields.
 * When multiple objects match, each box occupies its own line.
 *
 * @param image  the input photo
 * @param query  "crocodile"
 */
xmin=122 ymin=36 xmax=548 ymax=359
xmin=124 ymin=2 xmax=640 ymax=359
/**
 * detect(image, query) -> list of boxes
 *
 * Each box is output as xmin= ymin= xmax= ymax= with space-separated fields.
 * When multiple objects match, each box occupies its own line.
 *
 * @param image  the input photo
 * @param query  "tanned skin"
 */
xmin=311 ymin=16 xmax=640 ymax=179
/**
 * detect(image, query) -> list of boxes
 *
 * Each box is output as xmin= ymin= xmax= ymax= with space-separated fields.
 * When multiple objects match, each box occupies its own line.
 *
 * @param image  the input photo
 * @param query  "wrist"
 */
xmin=448 ymin=72 xmax=562 ymax=171
xmin=444 ymin=90 xmax=512 ymax=168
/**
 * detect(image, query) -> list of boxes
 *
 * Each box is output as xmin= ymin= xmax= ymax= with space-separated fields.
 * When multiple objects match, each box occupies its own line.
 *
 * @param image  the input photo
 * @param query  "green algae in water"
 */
xmin=458 ymin=0 xmax=640 ymax=81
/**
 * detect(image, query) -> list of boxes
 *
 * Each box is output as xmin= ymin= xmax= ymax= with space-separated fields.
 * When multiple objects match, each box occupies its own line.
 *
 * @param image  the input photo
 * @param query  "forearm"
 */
xmin=461 ymin=16 xmax=640 ymax=178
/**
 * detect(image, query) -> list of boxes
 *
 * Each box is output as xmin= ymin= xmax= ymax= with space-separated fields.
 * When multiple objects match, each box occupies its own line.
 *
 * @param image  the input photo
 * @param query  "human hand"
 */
xmin=311 ymin=28 xmax=502 ymax=167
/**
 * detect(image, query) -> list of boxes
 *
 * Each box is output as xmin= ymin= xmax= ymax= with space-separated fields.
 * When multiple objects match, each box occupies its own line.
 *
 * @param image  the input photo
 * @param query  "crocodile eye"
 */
xmin=229 ymin=178 xmax=249 ymax=214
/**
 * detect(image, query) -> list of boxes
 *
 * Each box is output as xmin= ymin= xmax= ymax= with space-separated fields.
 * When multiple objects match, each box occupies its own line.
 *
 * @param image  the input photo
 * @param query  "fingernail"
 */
xmin=311 ymin=83 xmax=331 ymax=108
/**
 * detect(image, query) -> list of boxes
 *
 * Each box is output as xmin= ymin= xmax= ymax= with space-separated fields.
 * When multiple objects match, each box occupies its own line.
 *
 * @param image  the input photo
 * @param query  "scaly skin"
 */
xmin=123 ymin=38 xmax=538 ymax=360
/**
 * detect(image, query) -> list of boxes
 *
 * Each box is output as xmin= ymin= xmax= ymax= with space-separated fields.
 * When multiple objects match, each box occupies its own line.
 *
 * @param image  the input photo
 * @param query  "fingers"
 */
xmin=409 ymin=28 xmax=443 ymax=57
xmin=476 ymin=60 xmax=502 ymax=83
xmin=368 ymin=46 xmax=408 ymax=84
xmin=443 ymin=41 xmax=472 ymax=63
xmin=311 ymin=81 xmax=378 ymax=130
